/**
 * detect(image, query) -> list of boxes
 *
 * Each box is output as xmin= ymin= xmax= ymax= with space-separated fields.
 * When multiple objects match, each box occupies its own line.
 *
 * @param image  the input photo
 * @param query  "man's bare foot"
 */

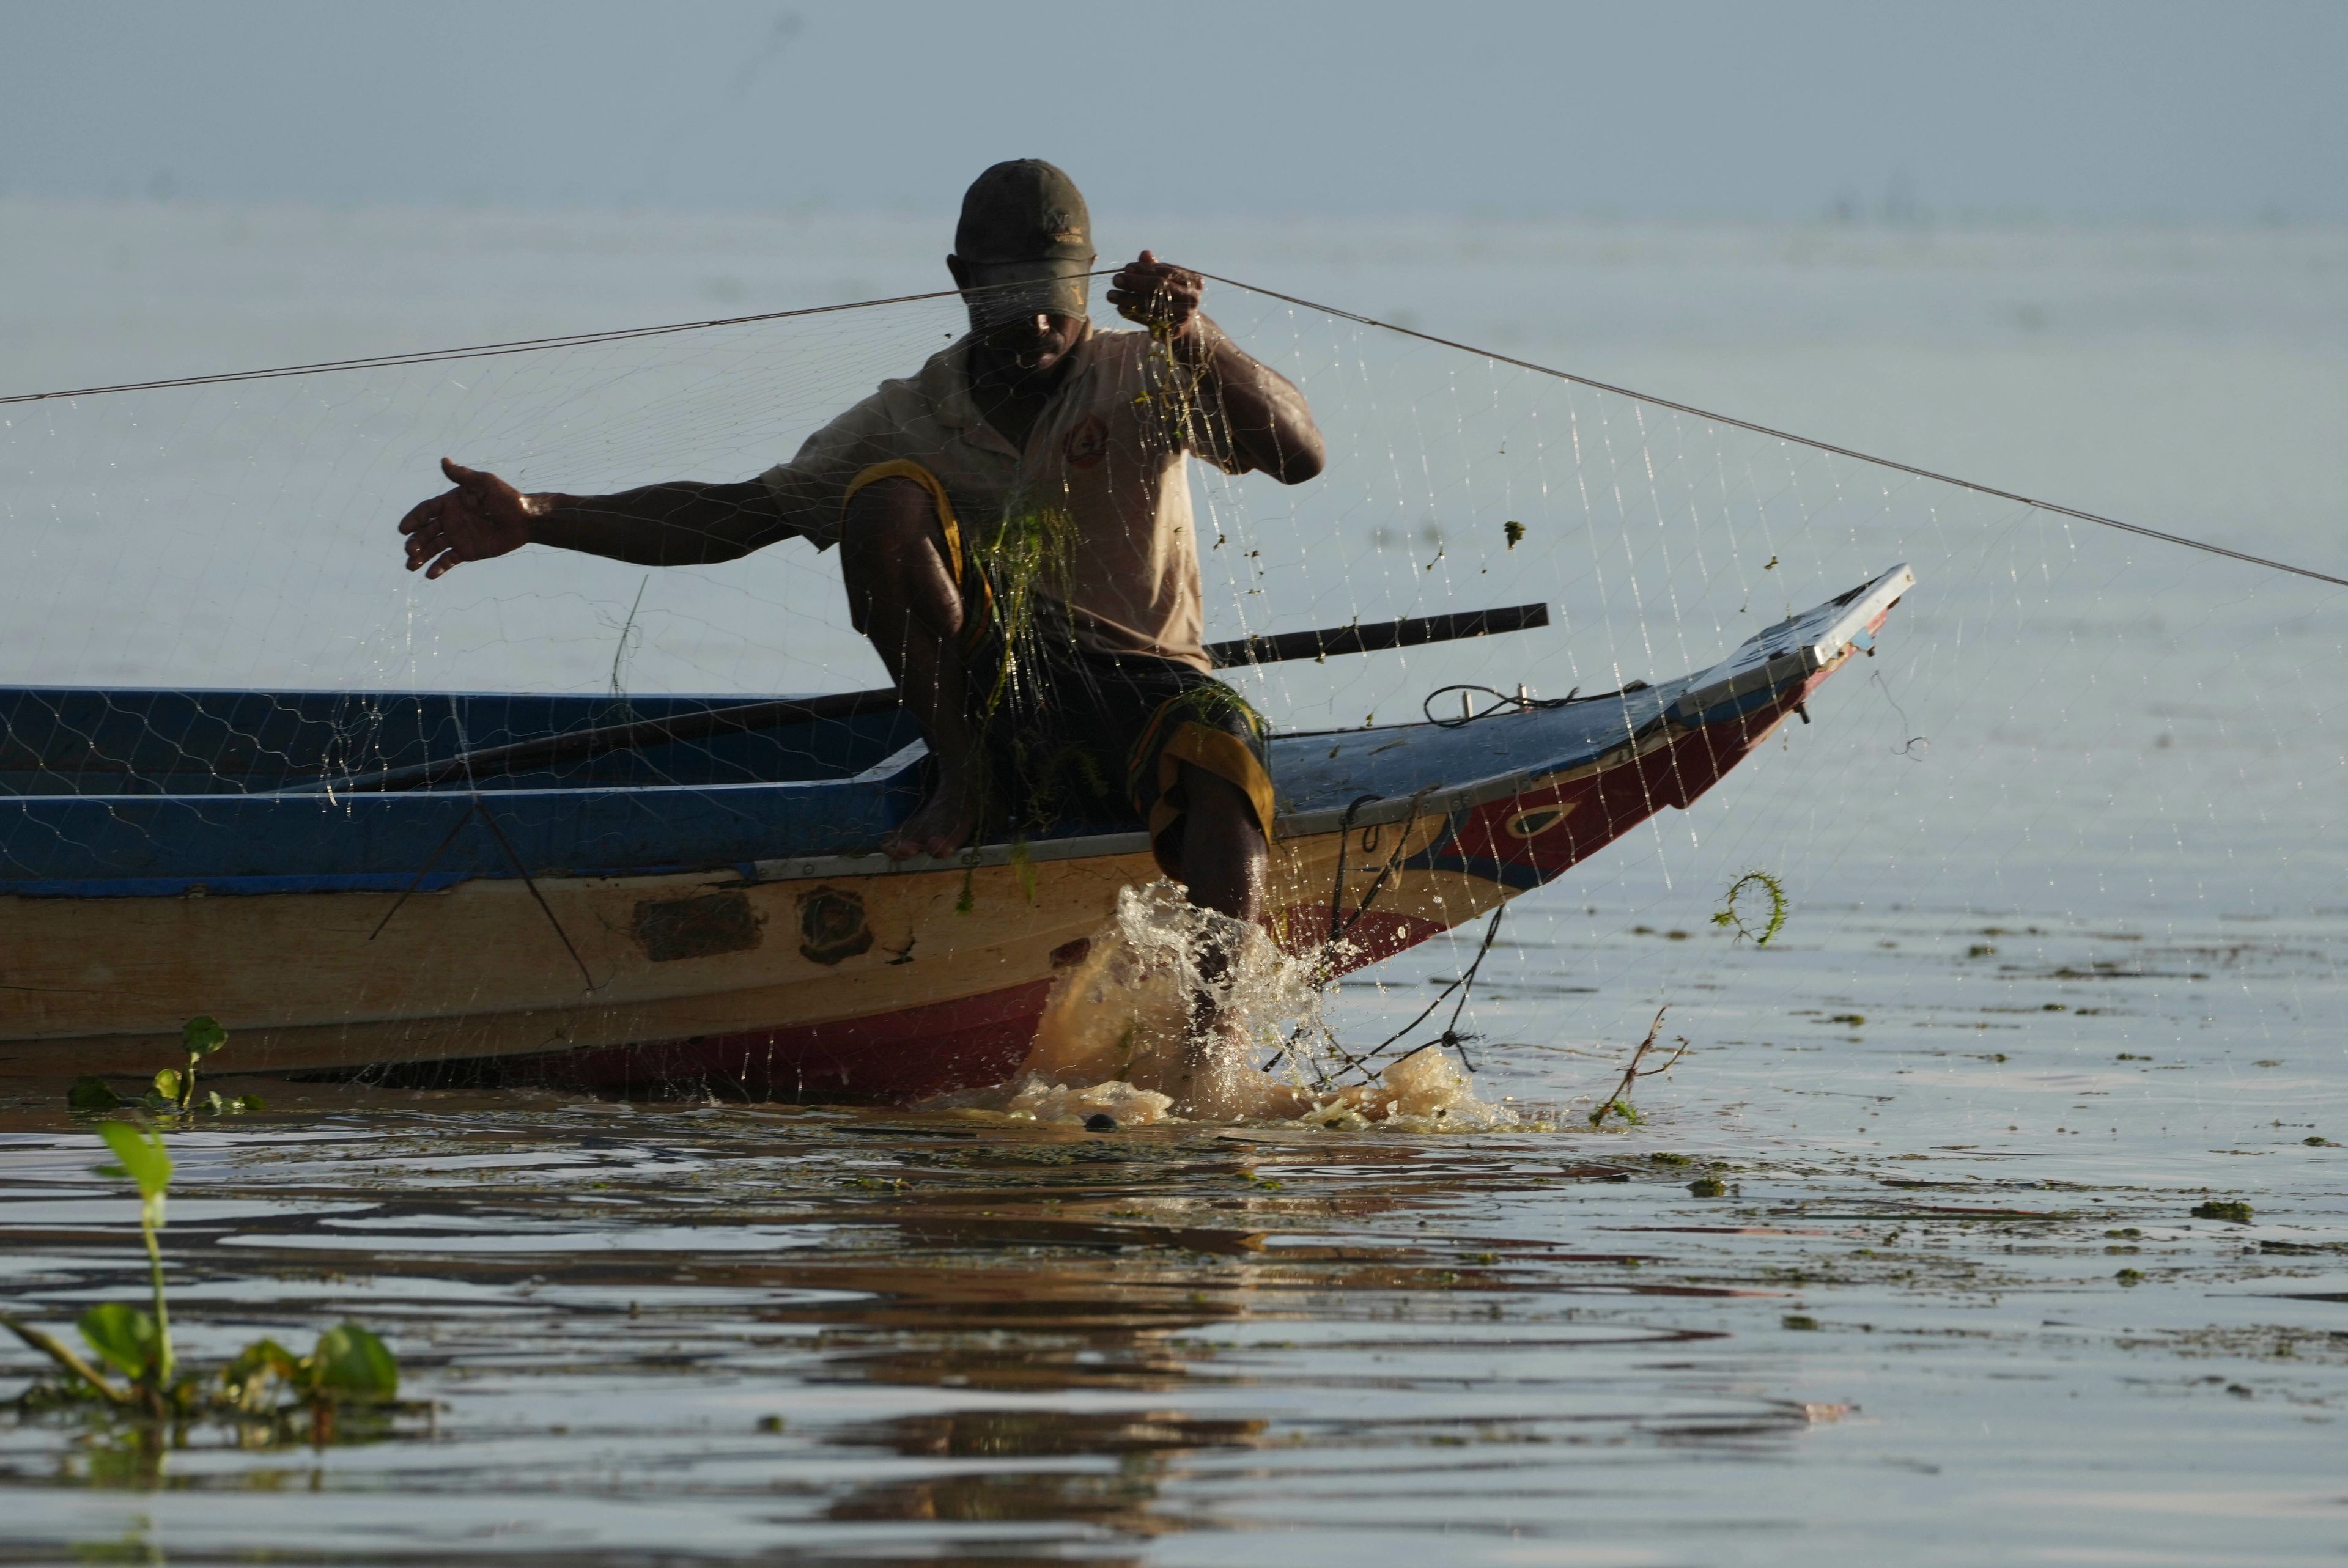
xmin=882 ymin=766 xmax=980 ymax=860
xmin=1171 ymin=1064 xmax=1323 ymax=1121
xmin=1166 ymin=1015 xmax=1327 ymax=1121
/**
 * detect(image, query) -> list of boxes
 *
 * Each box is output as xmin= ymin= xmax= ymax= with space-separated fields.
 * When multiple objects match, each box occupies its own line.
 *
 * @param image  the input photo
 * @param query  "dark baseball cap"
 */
xmin=956 ymin=159 xmax=1092 ymax=263
xmin=955 ymin=160 xmax=1094 ymax=322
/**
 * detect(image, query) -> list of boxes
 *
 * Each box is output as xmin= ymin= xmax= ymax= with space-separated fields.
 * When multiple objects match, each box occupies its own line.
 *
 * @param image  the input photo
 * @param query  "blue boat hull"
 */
xmin=0 ymin=569 xmax=1913 ymax=1099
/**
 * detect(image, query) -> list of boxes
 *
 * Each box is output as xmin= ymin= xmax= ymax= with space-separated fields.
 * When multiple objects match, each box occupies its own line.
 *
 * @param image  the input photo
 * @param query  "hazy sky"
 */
xmin=4 ymin=0 xmax=2345 ymax=223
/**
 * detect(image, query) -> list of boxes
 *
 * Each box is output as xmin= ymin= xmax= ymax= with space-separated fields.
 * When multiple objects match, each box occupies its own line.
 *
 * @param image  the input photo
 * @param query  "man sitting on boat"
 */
xmin=394 ymin=160 xmax=1326 ymax=971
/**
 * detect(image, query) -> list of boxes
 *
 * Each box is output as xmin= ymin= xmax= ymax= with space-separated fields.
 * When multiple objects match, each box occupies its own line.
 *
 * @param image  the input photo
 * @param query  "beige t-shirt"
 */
xmin=759 ymin=327 xmax=1244 ymax=672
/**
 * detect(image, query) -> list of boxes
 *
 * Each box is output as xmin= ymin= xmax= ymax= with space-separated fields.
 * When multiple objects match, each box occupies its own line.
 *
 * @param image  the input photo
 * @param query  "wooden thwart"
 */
xmin=1206 ymin=601 xmax=1548 ymax=667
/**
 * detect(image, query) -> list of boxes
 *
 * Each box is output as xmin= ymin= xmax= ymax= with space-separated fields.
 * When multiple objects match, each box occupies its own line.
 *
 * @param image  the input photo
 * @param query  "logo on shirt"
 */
xmin=1062 ymin=413 xmax=1109 ymax=470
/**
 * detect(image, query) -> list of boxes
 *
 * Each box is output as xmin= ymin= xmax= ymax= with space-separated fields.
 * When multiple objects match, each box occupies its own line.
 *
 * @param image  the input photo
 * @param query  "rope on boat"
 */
xmin=1420 ymin=682 xmax=1587 ymax=728
xmin=1313 ymin=901 xmax=1508 ymax=1089
xmin=468 ymin=803 xmax=601 ymax=994
xmin=1373 ymin=902 xmax=1505 ymax=1079
xmin=365 ymin=798 xmax=600 ymax=993
xmin=1323 ymin=784 xmax=1442 ymax=950
xmin=1307 ymin=784 xmax=1498 ymax=1088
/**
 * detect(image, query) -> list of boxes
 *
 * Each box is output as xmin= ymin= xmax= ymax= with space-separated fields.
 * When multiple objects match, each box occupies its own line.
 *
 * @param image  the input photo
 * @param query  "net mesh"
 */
xmin=1 ymin=275 xmax=2336 ymax=1105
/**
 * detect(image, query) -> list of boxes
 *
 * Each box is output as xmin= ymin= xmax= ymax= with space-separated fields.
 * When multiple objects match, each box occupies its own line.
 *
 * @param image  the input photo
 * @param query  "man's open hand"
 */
xmin=1107 ymin=251 xmax=1205 ymax=337
xmin=399 ymin=458 xmax=534 ymax=579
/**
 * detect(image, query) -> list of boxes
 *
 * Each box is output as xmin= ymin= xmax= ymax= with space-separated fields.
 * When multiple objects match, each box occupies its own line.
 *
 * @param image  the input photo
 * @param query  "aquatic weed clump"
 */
xmin=7 ymin=1020 xmax=420 ymax=1442
xmin=1588 ymin=1006 xmax=1690 ymax=1129
xmin=4 ymin=1114 xmax=410 ymax=1437
xmin=67 ymin=1015 xmax=264 ymax=1119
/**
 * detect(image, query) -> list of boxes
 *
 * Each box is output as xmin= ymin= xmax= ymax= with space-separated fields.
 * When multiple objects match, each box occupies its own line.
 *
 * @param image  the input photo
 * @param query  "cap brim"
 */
xmin=962 ymin=258 xmax=1093 ymax=323
xmin=961 ymin=256 xmax=1093 ymax=284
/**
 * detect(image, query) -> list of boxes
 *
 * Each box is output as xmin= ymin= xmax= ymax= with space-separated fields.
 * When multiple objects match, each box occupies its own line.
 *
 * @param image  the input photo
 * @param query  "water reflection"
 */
xmin=824 ymin=1410 xmax=1257 ymax=1536
xmin=5 ymin=907 xmax=2346 ymax=1566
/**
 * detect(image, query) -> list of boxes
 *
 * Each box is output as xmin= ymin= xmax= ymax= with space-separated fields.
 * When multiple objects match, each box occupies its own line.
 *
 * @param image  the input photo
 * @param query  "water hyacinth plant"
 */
xmin=68 ymin=1015 xmax=264 ymax=1119
xmin=6 ymin=1027 xmax=408 ymax=1436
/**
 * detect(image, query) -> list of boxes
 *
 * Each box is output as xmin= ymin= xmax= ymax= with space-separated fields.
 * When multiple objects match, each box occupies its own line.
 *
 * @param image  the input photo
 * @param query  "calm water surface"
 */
xmin=4 ymin=902 xmax=2343 ymax=1565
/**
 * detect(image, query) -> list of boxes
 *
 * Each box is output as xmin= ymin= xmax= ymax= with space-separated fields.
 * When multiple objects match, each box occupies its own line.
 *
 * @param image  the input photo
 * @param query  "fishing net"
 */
xmin=1 ymin=272 xmax=2337 ymax=1113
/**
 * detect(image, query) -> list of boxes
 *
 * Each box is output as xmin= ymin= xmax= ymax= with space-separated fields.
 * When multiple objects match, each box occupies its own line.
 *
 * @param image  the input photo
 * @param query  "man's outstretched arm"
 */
xmin=399 ymin=458 xmax=793 ymax=578
xmin=1106 ymin=252 xmax=1326 ymax=485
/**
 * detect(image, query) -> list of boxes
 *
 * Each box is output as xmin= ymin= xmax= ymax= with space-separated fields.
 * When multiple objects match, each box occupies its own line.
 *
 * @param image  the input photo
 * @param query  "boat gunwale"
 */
xmin=0 ymin=567 xmax=1913 ymax=894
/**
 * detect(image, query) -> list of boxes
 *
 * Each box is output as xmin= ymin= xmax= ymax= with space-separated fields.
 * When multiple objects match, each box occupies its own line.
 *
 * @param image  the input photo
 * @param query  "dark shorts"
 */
xmin=844 ymin=459 xmax=1274 ymax=877
xmin=974 ymin=638 xmax=1272 ymax=877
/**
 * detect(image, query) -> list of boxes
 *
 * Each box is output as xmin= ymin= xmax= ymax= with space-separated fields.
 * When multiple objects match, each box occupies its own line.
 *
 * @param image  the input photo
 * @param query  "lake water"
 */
xmin=1 ymin=201 xmax=2344 ymax=1564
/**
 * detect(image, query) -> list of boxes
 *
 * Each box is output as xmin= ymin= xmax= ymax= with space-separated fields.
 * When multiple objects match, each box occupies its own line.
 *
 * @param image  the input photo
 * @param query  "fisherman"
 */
xmin=395 ymin=160 xmax=1325 ymax=1011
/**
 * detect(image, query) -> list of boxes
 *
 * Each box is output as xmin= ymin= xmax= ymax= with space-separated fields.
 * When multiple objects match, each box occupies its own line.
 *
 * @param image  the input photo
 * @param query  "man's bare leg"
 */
xmin=1172 ymin=762 xmax=1302 ymax=1106
xmin=1177 ymin=764 xmax=1266 ymax=928
xmin=840 ymin=479 xmax=982 ymax=859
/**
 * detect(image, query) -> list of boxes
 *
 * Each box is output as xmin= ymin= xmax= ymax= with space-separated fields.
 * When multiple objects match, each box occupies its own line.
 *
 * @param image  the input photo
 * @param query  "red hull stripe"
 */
xmin=539 ymin=979 xmax=1057 ymax=1102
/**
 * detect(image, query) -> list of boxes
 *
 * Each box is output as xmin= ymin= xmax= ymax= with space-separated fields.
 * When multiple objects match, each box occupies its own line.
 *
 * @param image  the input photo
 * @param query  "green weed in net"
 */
xmin=1711 ymin=870 xmax=1787 ymax=946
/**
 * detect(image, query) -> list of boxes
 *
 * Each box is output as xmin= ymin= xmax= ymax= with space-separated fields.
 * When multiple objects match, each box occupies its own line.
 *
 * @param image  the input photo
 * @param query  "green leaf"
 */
xmin=153 ymin=1068 xmax=182 ymax=1102
xmin=95 ymin=1120 xmax=172 ymax=1207
xmin=67 ymin=1076 xmax=125 ymax=1114
xmin=307 ymin=1322 xmax=398 ymax=1402
xmin=221 ymin=1337 xmax=300 ymax=1402
xmin=227 ymin=1337 xmax=300 ymax=1379
xmin=77 ymin=1303 xmax=162 ymax=1382
xmin=235 ymin=1094 xmax=267 ymax=1114
xmin=181 ymin=1015 xmax=229 ymax=1061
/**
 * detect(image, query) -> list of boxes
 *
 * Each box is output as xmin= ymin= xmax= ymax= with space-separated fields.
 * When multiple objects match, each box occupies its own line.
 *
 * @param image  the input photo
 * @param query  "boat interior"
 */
xmin=0 ymin=688 xmax=924 ymax=798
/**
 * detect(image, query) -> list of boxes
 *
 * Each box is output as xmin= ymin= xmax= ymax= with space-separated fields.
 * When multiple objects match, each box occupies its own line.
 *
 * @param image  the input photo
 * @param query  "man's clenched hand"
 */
xmin=1107 ymin=251 xmax=1205 ymax=338
xmin=399 ymin=457 xmax=535 ymax=579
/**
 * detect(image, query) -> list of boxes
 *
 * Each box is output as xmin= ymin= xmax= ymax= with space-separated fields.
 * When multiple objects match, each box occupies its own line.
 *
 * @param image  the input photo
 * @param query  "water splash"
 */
xmin=932 ymin=881 xmax=1513 ymax=1128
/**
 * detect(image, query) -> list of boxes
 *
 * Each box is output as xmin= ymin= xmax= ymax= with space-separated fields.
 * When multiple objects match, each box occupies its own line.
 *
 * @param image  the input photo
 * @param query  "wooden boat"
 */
xmin=0 ymin=566 xmax=1913 ymax=1100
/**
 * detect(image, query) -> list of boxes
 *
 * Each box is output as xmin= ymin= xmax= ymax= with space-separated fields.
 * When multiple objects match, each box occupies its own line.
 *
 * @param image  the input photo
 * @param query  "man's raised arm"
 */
xmin=1106 ymin=252 xmax=1326 ymax=485
xmin=399 ymin=458 xmax=799 ymax=579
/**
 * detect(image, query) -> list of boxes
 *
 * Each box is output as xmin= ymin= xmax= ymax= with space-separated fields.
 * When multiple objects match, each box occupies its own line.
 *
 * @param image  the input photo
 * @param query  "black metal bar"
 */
xmin=1204 ymin=602 xmax=1548 ymax=667
xmin=312 ymin=602 xmax=1550 ymax=795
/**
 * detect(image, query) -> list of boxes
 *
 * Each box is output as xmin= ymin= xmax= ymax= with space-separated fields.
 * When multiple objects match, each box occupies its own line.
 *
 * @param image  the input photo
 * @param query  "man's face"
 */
xmin=951 ymin=258 xmax=1090 ymax=383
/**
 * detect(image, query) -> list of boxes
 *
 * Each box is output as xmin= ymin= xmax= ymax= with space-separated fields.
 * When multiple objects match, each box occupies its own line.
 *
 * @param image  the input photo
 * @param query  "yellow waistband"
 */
xmin=842 ymin=460 xmax=964 ymax=581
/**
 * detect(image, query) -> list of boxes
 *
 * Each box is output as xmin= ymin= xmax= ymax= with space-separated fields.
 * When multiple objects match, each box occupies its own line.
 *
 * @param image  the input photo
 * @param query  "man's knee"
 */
xmin=841 ymin=477 xmax=958 ymax=636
